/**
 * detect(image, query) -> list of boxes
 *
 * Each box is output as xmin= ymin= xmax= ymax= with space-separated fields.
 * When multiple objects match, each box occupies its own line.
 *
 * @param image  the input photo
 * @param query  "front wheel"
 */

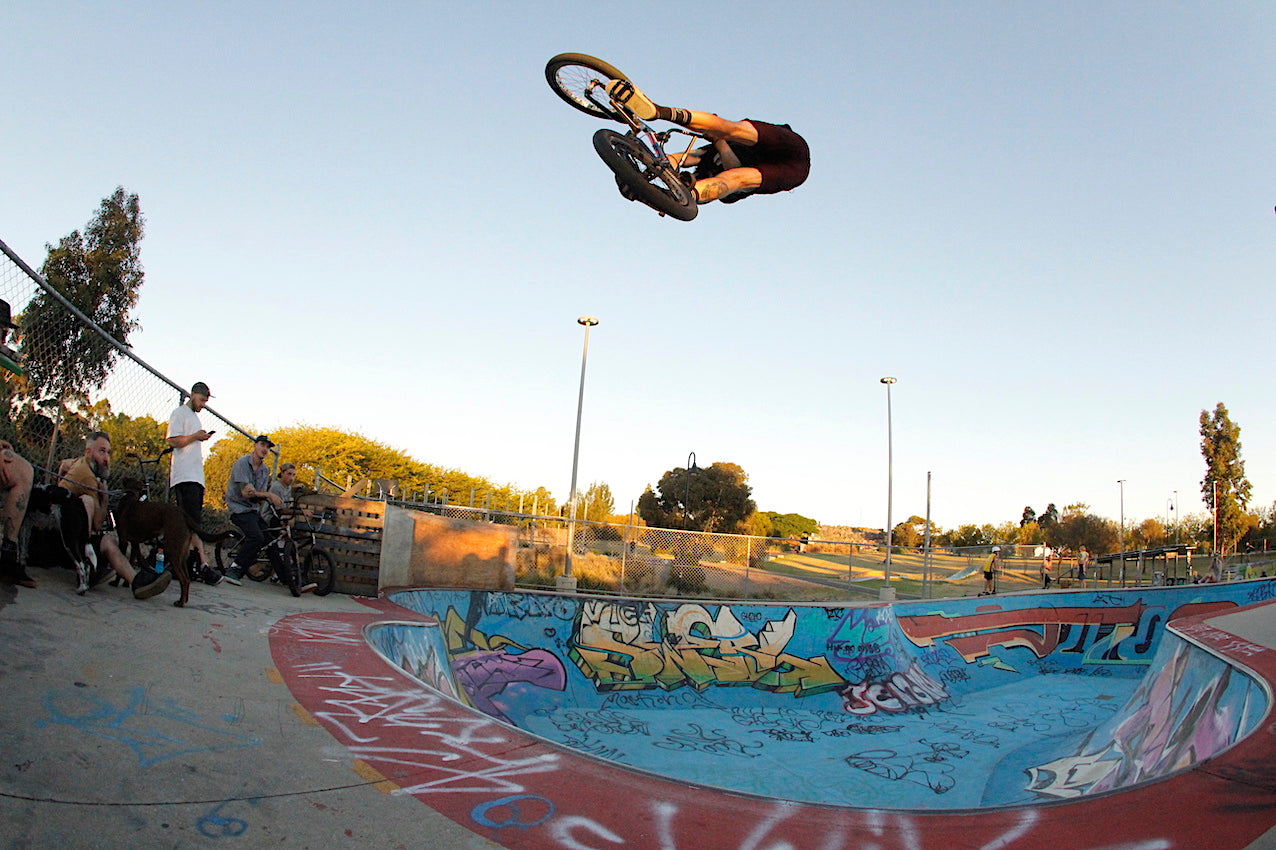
xmin=593 ymin=129 xmax=698 ymax=221
xmin=545 ymin=53 xmax=629 ymax=122
xmin=303 ymin=548 xmax=336 ymax=596
xmin=214 ymin=530 xmax=242 ymax=573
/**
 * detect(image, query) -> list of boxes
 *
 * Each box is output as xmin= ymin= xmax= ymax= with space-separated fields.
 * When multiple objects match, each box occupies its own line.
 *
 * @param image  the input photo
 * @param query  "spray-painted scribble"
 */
xmin=841 ymin=662 xmax=950 ymax=715
xmin=35 ymin=685 xmax=260 ymax=769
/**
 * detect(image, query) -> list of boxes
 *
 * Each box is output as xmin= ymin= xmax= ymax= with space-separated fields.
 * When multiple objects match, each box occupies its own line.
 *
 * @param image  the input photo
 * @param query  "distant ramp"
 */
xmin=946 ymin=561 xmax=983 ymax=582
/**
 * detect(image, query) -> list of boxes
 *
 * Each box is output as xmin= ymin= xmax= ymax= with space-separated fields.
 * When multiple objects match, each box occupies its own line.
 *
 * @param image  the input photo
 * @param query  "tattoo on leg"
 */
xmin=697 ymin=178 xmax=730 ymax=203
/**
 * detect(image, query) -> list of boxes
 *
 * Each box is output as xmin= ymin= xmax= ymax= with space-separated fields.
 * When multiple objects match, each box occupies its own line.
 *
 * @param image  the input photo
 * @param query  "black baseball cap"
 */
xmin=190 ymin=381 xmax=212 ymax=397
xmin=253 ymin=435 xmax=275 ymax=447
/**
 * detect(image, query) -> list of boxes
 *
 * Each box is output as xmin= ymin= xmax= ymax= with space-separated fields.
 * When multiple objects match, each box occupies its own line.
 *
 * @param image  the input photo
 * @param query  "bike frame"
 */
xmin=582 ymin=80 xmax=705 ymax=174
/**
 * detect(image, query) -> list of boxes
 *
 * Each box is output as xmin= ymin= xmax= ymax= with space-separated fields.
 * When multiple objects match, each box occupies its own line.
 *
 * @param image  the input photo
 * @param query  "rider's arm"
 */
xmin=239 ymin=481 xmax=284 ymax=507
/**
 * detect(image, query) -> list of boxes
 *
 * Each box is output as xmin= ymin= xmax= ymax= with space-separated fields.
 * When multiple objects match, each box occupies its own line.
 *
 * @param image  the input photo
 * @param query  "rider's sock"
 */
xmin=656 ymin=106 xmax=692 ymax=126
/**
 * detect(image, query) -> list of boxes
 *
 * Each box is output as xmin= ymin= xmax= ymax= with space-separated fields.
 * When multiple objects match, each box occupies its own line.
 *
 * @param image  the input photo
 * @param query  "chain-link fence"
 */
xmin=369 ymin=498 xmax=1259 ymax=601
xmin=1 ymin=237 xmax=255 ymax=489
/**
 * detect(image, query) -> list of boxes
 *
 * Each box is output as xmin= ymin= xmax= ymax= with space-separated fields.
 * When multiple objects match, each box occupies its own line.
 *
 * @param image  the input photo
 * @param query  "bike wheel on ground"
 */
xmin=545 ymin=53 xmax=630 ymax=121
xmin=282 ymin=540 xmax=301 ymax=597
xmin=214 ymin=530 xmax=242 ymax=573
xmin=593 ymin=129 xmax=698 ymax=221
xmin=303 ymin=548 xmax=336 ymax=596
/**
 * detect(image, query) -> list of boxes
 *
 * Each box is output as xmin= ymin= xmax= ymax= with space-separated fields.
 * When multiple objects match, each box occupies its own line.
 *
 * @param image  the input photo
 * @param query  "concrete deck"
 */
xmin=5 ymin=568 xmax=1276 ymax=849
xmin=0 ymin=571 xmax=497 ymax=848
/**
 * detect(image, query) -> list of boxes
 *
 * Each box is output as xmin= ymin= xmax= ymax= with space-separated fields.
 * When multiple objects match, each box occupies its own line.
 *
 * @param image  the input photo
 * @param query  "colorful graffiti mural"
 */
xmin=376 ymin=582 xmax=1267 ymax=811
xmin=273 ymin=582 xmax=1276 ymax=849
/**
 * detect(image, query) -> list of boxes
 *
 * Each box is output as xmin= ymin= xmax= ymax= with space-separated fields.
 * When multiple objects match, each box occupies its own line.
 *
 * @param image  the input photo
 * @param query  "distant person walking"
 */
xmin=982 ymin=546 xmax=1001 ymax=595
xmin=1076 ymin=545 xmax=1090 ymax=586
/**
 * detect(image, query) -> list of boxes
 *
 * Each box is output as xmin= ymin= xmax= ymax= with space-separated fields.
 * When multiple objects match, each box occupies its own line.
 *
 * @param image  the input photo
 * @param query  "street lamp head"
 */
xmin=577 ymin=316 xmax=599 ymax=327
xmin=880 ymin=377 xmax=897 ymax=385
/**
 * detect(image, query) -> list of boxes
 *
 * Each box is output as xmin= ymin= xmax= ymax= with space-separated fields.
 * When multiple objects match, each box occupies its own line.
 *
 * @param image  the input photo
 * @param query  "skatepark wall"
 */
xmin=365 ymin=580 xmax=1274 ymax=810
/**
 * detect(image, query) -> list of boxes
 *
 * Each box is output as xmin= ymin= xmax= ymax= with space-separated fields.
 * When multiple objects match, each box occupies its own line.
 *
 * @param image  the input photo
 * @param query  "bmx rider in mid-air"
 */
xmin=605 ymin=79 xmax=810 ymax=205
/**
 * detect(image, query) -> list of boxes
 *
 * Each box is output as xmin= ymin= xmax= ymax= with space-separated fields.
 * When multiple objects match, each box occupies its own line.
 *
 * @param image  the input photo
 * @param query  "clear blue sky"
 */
xmin=4 ymin=2 xmax=1273 ymax=532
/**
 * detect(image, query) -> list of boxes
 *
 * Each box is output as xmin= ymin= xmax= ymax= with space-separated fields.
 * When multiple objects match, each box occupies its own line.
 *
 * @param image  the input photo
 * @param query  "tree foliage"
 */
xmin=890 ymin=515 xmax=929 ymax=549
xmin=1200 ymin=402 xmax=1252 ymax=553
xmin=1044 ymin=510 xmax=1119 ymax=555
xmin=760 ymin=511 xmax=820 ymax=540
xmin=579 ymin=481 xmax=615 ymax=522
xmin=23 ymin=187 xmax=144 ymax=400
xmin=944 ymin=523 xmax=997 ymax=548
xmin=200 ymin=424 xmax=556 ymax=512
xmin=636 ymin=461 xmax=756 ymax=532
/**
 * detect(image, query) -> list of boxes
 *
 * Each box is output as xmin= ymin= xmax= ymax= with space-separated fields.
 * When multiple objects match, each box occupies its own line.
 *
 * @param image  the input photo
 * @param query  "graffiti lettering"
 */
xmin=471 ymin=794 xmax=554 ymax=829
xmin=570 ymin=601 xmax=845 ymax=697
xmin=840 ymin=663 xmax=949 ymax=715
xmin=196 ymin=801 xmax=250 ymax=838
xmin=484 ymin=592 xmax=577 ymax=622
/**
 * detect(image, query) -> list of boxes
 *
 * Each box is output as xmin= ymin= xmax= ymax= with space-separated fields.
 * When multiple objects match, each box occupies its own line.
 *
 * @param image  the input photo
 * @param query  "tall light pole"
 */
xmin=561 ymin=316 xmax=599 ymax=591
xmin=682 ymin=451 xmax=698 ymax=529
xmin=880 ymin=377 xmax=897 ymax=601
xmin=1118 ymin=479 xmax=1126 ymax=586
xmin=1173 ymin=490 xmax=1179 ymax=544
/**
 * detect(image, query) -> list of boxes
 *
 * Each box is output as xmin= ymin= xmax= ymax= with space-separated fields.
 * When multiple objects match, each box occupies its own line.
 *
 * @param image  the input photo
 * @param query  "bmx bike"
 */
xmin=214 ymin=505 xmax=336 ymax=596
xmin=545 ymin=53 xmax=701 ymax=221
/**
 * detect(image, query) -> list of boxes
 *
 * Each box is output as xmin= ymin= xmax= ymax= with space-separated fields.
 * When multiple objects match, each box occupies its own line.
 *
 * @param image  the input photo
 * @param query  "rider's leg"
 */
xmin=680 ymin=112 xmax=759 ymax=146
xmin=603 ymin=80 xmax=760 ymax=145
xmin=693 ymin=166 xmax=763 ymax=203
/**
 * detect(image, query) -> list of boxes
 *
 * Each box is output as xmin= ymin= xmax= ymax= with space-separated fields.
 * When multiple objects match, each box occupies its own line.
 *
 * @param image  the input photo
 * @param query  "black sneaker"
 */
xmin=132 ymin=568 xmax=172 ymax=600
xmin=199 ymin=564 xmax=223 ymax=586
xmin=1 ymin=542 xmax=37 ymax=589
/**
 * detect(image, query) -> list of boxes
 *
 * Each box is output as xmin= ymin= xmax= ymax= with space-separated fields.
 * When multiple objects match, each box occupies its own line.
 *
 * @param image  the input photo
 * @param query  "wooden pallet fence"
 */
xmin=296 ymin=493 xmax=385 ymax=596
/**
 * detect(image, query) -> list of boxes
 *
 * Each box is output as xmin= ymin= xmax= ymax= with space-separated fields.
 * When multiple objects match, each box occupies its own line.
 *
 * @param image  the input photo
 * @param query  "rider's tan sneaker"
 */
xmin=605 ymin=79 xmax=658 ymax=120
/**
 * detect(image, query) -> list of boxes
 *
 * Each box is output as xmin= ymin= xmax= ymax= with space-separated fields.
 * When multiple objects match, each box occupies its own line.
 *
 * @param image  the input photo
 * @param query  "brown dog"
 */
xmin=114 ymin=478 xmax=229 ymax=607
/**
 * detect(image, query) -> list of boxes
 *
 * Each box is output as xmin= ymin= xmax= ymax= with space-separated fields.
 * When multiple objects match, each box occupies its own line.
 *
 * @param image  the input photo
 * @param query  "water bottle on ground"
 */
xmin=155 ymin=548 xmax=165 ymax=574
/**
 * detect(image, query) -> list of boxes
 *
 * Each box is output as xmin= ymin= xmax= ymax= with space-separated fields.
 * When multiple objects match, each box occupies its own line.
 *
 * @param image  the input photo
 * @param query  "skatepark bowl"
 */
xmin=271 ymin=579 xmax=1276 ymax=849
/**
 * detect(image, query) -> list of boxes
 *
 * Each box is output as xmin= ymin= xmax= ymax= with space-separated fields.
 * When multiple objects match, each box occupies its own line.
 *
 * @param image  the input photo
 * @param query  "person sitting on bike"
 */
xmin=222 ymin=435 xmax=286 ymax=586
xmin=59 ymin=431 xmax=172 ymax=599
xmin=269 ymin=462 xmax=316 ymax=593
xmin=604 ymin=79 xmax=810 ymax=205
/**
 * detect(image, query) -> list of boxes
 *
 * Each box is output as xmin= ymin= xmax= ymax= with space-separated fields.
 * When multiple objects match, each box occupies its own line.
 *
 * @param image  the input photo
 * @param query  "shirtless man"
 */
xmin=0 ymin=440 xmax=35 ymax=588
xmin=605 ymin=79 xmax=810 ymax=204
xmin=60 ymin=431 xmax=171 ymax=598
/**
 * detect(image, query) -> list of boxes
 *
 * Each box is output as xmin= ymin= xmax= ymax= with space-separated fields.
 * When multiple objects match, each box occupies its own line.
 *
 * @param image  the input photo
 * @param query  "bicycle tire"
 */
xmin=214 ymin=530 xmax=243 ymax=573
xmin=545 ymin=53 xmax=629 ymax=122
xmin=304 ymin=548 xmax=336 ymax=596
xmin=593 ymin=129 xmax=698 ymax=221
xmin=283 ymin=540 xmax=301 ymax=597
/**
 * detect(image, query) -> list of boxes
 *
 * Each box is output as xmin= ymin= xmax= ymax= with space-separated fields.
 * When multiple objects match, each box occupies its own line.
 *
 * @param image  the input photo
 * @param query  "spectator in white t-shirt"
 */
xmin=166 ymin=381 xmax=221 ymax=585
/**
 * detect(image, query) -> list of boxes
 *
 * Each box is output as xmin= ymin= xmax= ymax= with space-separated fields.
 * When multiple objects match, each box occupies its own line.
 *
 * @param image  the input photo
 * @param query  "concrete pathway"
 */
xmin=0 ymin=570 xmax=497 ymax=849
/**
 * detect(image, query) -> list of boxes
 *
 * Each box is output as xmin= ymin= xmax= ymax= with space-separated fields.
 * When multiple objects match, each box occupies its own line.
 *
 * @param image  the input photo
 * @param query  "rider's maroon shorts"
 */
xmin=743 ymin=120 xmax=810 ymax=194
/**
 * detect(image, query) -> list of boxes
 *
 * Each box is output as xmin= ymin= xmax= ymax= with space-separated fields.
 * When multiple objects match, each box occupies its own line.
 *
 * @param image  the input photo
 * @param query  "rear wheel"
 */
xmin=546 ymin=53 xmax=629 ymax=121
xmin=282 ymin=540 xmax=301 ymax=597
xmin=593 ymin=129 xmax=698 ymax=221
xmin=304 ymin=548 xmax=336 ymax=596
